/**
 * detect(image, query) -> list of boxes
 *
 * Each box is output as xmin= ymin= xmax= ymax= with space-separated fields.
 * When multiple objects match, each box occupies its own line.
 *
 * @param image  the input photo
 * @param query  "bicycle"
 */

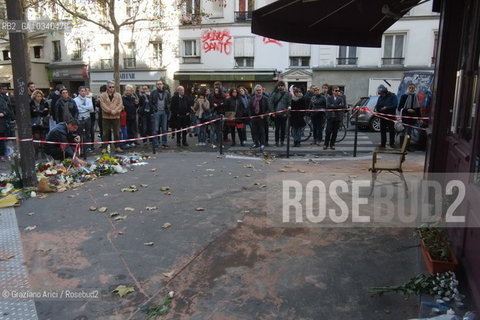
xmin=290 ymin=114 xmax=346 ymax=143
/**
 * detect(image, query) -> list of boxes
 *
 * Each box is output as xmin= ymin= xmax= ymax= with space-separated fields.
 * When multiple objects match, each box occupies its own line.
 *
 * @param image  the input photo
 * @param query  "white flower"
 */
xmin=168 ymin=291 xmax=175 ymax=298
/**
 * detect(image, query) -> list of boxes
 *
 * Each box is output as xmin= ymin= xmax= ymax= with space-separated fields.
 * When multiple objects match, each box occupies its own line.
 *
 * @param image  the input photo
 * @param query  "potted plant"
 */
xmin=417 ymin=225 xmax=458 ymax=274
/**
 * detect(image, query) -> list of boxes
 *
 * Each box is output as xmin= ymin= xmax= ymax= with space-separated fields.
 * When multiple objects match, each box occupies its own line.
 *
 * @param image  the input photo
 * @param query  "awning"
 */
xmin=174 ymin=70 xmax=277 ymax=82
xmin=252 ymin=0 xmax=422 ymax=48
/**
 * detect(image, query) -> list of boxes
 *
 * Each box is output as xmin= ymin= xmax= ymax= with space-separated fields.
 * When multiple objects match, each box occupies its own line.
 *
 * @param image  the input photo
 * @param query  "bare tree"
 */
xmin=48 ymin=0 xmax=167 ymax=92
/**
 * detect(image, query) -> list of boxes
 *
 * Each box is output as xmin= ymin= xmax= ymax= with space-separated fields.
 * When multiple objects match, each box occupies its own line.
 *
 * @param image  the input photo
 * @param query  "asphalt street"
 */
xmin=10 ymin=151 xmax=429 ymax=320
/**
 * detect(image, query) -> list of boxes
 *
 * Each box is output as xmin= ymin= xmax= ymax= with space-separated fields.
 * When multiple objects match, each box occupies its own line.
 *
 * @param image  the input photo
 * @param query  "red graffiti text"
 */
xmin=202 ymin=30 xmax=233 ymax=55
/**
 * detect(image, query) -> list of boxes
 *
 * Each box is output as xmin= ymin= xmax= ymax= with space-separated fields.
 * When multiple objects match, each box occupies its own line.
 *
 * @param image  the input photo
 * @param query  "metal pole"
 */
xmin=219 ymin=115 xmax=224 ymax=155
xmin=6 ymin=0 xmax=37 ymax=187
xmin=286 ymin=107 xmax=291 ymax=158
xmin=353 ymin=109 xmax=359 ymax=157
xmin=151 ymin=114 xmax=156 ymax=154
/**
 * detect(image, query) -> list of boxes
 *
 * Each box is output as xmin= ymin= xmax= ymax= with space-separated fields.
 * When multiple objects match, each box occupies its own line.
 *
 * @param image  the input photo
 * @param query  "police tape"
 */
xmin=362 ymin=109 xmax=427 ymax=131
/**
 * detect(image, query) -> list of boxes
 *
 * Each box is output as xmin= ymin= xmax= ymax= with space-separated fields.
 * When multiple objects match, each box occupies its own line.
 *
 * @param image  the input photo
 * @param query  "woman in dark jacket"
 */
xmin=238 ymin=86 xmax=251 ymax=144
xmin=225 ymin=88 xmax=245 ymax=146
xmin=208 ymin=87 xmax=225 ymax=147
xmin=30 ymin=90 xmax=50 ymax=157
xmin=290 ymin=88 xmax=307 ymax=147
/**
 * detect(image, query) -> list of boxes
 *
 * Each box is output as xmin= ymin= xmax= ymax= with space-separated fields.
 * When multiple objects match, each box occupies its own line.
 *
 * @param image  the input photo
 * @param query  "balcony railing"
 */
xmin=124 ymin=58 xmax=136 ymax=69
xmin=100 ymin=59 xmax=112 ymax=69
xmin=382 ymin=57 xmax=405 ymax=66
xmin=337 ymin=57 xmax=358 ymax=65
xmin=234 ymin=11 xmax=253 ymax=22
xmin=181 ymin=13 xmax=201 ymax=25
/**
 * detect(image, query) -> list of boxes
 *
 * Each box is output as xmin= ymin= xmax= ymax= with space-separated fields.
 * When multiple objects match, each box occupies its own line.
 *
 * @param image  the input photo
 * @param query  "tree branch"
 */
xmin=52 ymin=0 xmax=114 ymax=33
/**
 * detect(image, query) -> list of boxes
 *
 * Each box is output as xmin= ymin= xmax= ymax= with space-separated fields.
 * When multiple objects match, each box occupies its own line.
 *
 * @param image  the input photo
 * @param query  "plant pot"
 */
xmin=420 ymin=240 xmax=458 ymax=274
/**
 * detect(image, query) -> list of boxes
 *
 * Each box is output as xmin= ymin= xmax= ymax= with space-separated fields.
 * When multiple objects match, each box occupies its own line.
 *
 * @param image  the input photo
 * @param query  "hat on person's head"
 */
xmin=377 ymin=85 xmax=388 ymax=95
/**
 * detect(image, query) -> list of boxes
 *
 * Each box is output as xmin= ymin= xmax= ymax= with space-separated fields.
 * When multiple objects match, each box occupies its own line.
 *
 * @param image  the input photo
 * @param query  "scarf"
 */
xmin=405 ymin=92 xmax=419 ymax=110
xmin=254 ymin=95 xmax=262 ymax=114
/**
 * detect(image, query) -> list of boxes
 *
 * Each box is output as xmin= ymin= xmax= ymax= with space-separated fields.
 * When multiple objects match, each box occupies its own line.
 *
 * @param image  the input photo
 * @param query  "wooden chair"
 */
xmin=369 ymin=135 xmax=410 ymax=195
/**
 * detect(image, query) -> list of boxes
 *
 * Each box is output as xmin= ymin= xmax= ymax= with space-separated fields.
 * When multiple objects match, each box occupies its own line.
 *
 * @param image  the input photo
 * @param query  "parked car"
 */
xmin=349 ymin=95 xmax=380 ymax=131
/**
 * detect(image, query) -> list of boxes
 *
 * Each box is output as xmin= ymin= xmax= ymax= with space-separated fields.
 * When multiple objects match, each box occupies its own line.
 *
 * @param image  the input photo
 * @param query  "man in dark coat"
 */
xmin=55 ymin=89 xmax=78 ymax=123
xmin=170 ymin=86 xmax=190 ymax=146
xmin=0 ymin=98 xmax=12 ymax=159
xmin=324 ymin=86 xmax=347 ymax=150
xmin=44 ymin=119 xmax=85 ymax=165
xmin=374 ymin=86 xmax=398 ymax=148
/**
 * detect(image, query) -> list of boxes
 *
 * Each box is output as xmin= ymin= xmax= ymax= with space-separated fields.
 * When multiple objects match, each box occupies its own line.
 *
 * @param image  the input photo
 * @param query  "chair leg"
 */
xmin=370 ymin=170 xmax=377 ymax=196
xmin=399 ymin=171 xmax=408 ymax=196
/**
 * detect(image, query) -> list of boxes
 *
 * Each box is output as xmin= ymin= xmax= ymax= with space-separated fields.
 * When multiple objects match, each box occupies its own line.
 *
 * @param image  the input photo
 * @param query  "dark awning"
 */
xmin=252 ymin=0 xmax=422 ymax=48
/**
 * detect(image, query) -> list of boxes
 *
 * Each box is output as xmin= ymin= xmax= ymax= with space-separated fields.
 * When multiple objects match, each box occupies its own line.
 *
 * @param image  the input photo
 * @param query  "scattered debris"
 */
xmin=109 ymin=212 xmax=120 ymax=217
xmin=124 ymin=207 xmax=135 ymax=211
xmin=27 ymin=212 xmax=35 ymax=216
xmin=164 ymin=192 xmax=172 ymax=195
xmin=145 ymin=206 xmax=157 ymax=211
xmin=0 ymin=255 xmax=15 ymax=261
xmin=140 ymin=184 xmax=149 ymax=188
xmin=24 ymin=225 xmax=37 ymax=231
xmin=112 ymin=285 xmax=135 ymax=298
xmin=89 ymin=206 xmax=97 ymax=211
xmin=121 ymin=185 xmax=138 ymax=192
xmin=162 ymin=271 xmax=175 ymax=278
xmin=195 ymin=207 xmax=205 ymax=211
xmin=244 ymin=164 xmax=254 ymax=169
xmin=298 ymin=169 xmax=306 ymax=173
xmin=162 ymin=222 xmax=172 ymax=229
xmin=113 ymin=215 xmax=127 ymax=221
xmin=160 ymin=186 xmax=170 ymax=191
xmin=98 ymin=207 xmax=108 ymax=213
xmin=144 ymin=242 xmax=154 ymax=246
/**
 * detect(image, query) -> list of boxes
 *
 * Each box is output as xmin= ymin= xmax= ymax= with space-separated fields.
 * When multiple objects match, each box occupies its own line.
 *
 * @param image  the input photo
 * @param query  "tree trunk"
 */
xmin=6 ymin=0 xmax=37 ymax=187
xmin=113 ymin=28 xmax=120 ymax=93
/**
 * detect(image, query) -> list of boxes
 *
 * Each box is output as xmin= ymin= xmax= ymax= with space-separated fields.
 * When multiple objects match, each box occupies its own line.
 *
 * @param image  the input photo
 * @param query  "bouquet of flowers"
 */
xmin=370 ymin=271 xmax=463 ymax=304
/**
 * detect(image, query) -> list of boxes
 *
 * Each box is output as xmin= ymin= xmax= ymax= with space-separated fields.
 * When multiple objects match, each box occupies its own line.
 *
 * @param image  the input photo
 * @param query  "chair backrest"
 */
xmin=400 ymin=135 xmax=410 ymax=154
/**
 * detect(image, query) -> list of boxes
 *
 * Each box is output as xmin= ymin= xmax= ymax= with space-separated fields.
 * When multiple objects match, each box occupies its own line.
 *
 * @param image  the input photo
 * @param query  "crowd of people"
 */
xmin=0 ymin=78 xmax=420 ymax=161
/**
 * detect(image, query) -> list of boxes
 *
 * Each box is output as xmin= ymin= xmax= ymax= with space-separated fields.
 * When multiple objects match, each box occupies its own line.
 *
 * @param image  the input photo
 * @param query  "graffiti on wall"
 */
xmin=262 ymin=37 xmax=282 ymax=46
xmin=202 ymin=29 xmax=233 ymax=55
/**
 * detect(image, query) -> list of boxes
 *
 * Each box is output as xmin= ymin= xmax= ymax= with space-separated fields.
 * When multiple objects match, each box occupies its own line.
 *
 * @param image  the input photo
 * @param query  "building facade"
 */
xmin=176 ymin=0 xmax=439 ymax=103
xmin=0 ymin=0 xmax=438 ymax=100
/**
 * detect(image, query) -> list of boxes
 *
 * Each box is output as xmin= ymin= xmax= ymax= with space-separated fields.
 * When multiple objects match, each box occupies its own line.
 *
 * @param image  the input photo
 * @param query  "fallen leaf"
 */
xmin=140 ymin=184 xmax=149 ymax=188
xmin=151 ymin=168 xmax=157 ymax=172
xmin=146 ymin=206 xmax=157 ymax=211
xmin=284 ymin=165 xmax=292 ymax=168
xmin=164 ymin=192 xmax=172 ymax=195
xmin=89 ymin=206 xmax=97 ymax=211
xmin=35 ymin=248 xmax=51 ymax=253
xmin=109 ymin=212 xmax=119 ymax=217
xmin=113 ymin=215 xmax=127 ymax=221
xmin=27 ymin=212 xmax=35 ymax=216
xmin=244 ymin=164 xmax=254 ymax=169
xmin=0 ymin=255 xmax=15 ymax=261
xmin=36 ymin=193 xmax=48 ymax=199
xmin=195 ymin=207 xmax=205 ymax=211
xmin=121 ymin=188 xmax=137 ymax=192
xmin=98 ymin=207 xmax=108 ymax=213
xmin=206 ymin=169 xmax=215 ymax=172
xmin=245 ymin=174 xmax=251 ymax=177
xmin=68 ymin=194 xmax=75 ymax=198
xmin=118 ymin=231 xmax=124 ymax=235
xmin=24 ymin=225 xmax=37 ymax=231
xmin=104 ymin=193 xmax=109 ymax=197
xmin=144 ymin=242 xmax=154 ymax=246
xmin=162 ymin=222 xmax=172 ymax=229
xmin=260 ymin=185 xmax=267 ymax=188
xmin=124 ymin=207 xmax=135 ymax=211
xmin=160 ymin=186 xmax=170 ymax=191
xmin=162 ymin=271 xmax=175 ymax=278
xmin=253 ymin=182 xmax=260 ymax=186
xmin=278 ymin=169 xmax=287 ymax=172
xmin=57 ymin=187 xmax=67 ymax=193
xmin=234 ymin=176 xmax=239 ymax=179
xmin=112 ymin=285 xmax=135 ymax=298
xmin=298 ymin=169 xmax=306 ymax=173
xmin=265 ymin=160 xmax=272 ymax=165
